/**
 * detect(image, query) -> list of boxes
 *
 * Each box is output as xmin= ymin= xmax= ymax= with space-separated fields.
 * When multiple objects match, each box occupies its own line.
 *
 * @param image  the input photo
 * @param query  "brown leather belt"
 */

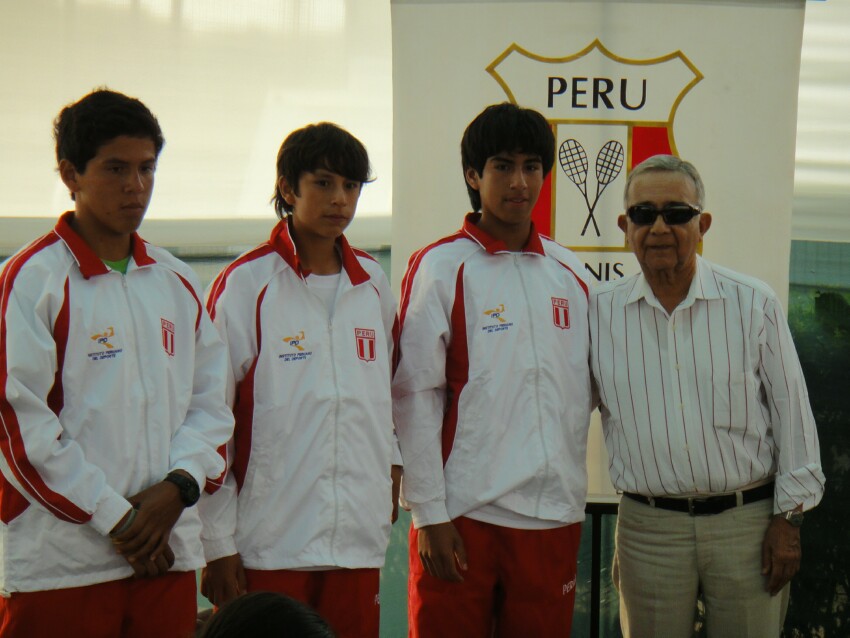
xmin=623 ymin=482 xmax=774 ymax=516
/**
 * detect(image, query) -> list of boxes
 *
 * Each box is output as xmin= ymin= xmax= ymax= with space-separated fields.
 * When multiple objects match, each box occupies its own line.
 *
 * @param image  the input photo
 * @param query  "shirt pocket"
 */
xmin=712 ymin=372 xmax=749 ymax=430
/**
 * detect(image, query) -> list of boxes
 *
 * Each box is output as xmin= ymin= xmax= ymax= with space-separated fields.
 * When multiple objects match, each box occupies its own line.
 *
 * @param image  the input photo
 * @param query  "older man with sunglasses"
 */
xmin=590 ymin=155 xmax=824 ymax=637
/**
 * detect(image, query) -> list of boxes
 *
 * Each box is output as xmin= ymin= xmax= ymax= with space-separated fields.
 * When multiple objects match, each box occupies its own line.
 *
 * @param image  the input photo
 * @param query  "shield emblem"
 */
xmin=487 ymin=39 xmax=702 ymax=282
xmin=355 ymin=328 xmax=377 ymax=362
xmin=161 ymin=318 xmax=175 ymax=357
xmin=551 ymin=297 xmax=570 ymax=330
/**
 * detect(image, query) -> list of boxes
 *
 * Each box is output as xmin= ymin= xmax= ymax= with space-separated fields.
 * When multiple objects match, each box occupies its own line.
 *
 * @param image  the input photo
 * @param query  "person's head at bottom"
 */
xmin=198 ymin=591 xmax=336 ymax=638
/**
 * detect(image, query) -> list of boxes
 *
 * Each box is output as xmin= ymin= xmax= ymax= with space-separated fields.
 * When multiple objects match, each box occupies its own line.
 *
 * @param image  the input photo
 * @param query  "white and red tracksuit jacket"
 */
xmin=199 ymin=219 xmax=399 ymax=570
xmin=0 ymin=212 xmax=233 ymax=593
xmin=393 ymin=213 xmax=592 ymax=530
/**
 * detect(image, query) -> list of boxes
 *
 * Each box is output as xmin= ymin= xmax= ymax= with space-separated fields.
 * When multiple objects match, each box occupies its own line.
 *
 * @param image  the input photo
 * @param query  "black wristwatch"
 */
xmin=164 ymin=472 xmax=200 ymax=507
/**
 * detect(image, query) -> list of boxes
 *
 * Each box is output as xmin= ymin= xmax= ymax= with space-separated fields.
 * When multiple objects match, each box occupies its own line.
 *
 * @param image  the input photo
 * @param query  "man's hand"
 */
xmin=761 ymin=516 xmax=801 ymax=595
xmin=122 ymin=542 xmax=175 ymax=579
xmin=201 ymin=554 xmax=247 ymax=607
xmin=111 ymin=506 xmax=175 ymax=578
xmin=418 ymin=521 xmax=467 ymax=582
xmin=391 ymin=465 xmax=403 ymax=524
xmin=112 ymin=478 xmax=187 ymax=565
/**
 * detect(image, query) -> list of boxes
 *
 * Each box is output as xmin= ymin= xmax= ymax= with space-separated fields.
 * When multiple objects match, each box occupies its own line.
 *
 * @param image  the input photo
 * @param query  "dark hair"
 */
xmin=53 ymin=88 xmax=164 ymax=173
xmin=460 ymin=103 xmax=555 ymax=211
xmin=272 ymin=122 xmax=374 ymax=218
xmin=198 ymin=592 xmax=336 ymax=638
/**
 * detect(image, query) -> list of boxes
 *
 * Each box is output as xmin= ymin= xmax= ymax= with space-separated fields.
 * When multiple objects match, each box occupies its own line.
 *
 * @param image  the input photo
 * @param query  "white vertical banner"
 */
xmin=391 ymin=0 xmax=806 ymax=497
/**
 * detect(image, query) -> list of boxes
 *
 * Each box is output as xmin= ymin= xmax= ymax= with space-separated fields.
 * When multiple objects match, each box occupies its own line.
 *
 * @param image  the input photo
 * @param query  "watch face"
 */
xmin=184 ymin=481 xmax=200 ymax=506
xmin=167 ymin=473 xmax=200 ymax=506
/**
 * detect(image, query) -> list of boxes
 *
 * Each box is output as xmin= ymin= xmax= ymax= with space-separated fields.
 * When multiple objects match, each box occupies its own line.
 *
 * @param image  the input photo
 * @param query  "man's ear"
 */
xmin=617 ymin=214 xmax=628 ymax=234
xmin=464 ymin=166 xmax=481 ymax=191
xmin=279 ymin=176 xmax=297 ymax=207
xmin=699 ymin=211 xmax=712 ymax=238
xmin=58 ymin=159 xmax=81 ymax=195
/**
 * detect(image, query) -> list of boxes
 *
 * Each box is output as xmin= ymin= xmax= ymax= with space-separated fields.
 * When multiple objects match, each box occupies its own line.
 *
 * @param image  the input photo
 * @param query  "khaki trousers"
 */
xmin=614 ymin=496 xmax=789 ymax=638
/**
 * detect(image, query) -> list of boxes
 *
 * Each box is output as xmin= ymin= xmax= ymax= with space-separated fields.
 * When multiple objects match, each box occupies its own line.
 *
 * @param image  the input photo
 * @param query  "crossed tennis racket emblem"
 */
xmin=558 ymin=139 xmax=625 ymax=237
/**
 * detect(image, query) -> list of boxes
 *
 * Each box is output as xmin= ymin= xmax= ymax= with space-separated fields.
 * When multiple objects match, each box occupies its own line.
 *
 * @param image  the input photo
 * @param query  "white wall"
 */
xmin=0 ymin=0 xmax=846 ymax=256
xmin=0 ymin=0 xmax=393 ymax=250
xmin=794 ymin=0 xmax=850 ymax=242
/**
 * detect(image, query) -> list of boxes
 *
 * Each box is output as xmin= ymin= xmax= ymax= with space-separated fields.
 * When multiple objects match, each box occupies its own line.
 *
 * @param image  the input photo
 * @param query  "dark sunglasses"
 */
xmin=626 ymin=204 xmax=701 ymax=226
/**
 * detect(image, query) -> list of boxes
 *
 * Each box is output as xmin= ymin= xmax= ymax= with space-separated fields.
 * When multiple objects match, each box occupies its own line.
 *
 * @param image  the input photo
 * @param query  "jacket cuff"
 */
xmin=410 ymin=500 xmax=450 ymax=529
xmin=169 ymin=461 xmax=207 ymax=492
xmin=202 ymin=536 xmax=238 ymax=563
xmin=91 ymin=489 xmax=133 ymax=536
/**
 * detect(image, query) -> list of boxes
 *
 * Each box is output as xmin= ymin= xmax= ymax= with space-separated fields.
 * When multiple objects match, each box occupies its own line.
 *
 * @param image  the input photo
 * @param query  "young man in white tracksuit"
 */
xmin=393 ymin=103 xmax=593 ymax=637
xmin=199 ymin=123 xmax=401 ymax=638
xmin=0 ymin=89 xmax=234 ymax=637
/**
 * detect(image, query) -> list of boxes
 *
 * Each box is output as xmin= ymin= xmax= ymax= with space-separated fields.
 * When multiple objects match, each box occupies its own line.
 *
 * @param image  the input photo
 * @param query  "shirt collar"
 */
xmin=627 ymin=255 xmax=725 ymax=310
xmin=461 ymin=212 xmax=545 ymax=256
xmin=268 ymin=217 xmax=371 ymax=286
xmin=53 ymin=211 xmax=155 ymax=279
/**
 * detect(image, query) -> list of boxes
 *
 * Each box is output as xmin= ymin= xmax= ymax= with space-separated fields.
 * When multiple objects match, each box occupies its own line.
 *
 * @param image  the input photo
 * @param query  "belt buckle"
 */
xmin=688 ymin=497 xmax=710 ymax=516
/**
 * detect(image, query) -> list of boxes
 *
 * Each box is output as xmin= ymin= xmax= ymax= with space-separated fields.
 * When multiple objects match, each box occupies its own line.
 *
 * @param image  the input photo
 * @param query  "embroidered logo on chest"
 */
xmin=88 ymin=326 xmax=124 ymax=361
xmin=280 ymin=330 xmax=313 ymax=362
xmin=552 ymin=297 xmax=571 ymax=329
xmin=355 ymin=328 xmax=377 ymax=362
xmin=481 ymin=303 xmax=514 ymax=334
xmin=161 ymin=318 xmax=176 ymax=356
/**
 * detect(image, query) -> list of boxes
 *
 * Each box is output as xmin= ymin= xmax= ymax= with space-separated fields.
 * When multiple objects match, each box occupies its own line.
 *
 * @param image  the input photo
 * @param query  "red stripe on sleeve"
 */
xmin=46 ymin=279 xmax=70 ymax=416
xmin=0 ymin=235 xmax=90 ymax=524
xmin=442 ymin=265 xmax=469 ymax=464
xmin=391 ymin=314 xmax=401 ymax=373
xmin=397 ymin=233 xmax=466 ymax=334
xmin=0 ymin=468 xmax=29 ymax=524
xmin=206 ymin=245 xmax=276 ymax=320
xmin=397 ymin=249 xmax=428 ymax=334
xmin=554 ymin=258 xmax=589 ymax=299
xmin=173 ymin=272 xmax=203 ymax=332
xmin=231 ymin=286 xmax=267 ymax=491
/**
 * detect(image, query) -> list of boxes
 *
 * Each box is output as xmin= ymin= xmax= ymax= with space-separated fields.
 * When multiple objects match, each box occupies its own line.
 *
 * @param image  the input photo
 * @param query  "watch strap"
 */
xmin=164 ymin=471 xmax=200 ymax=507
xmin=780 ymin=509 xmax=804 ymax=527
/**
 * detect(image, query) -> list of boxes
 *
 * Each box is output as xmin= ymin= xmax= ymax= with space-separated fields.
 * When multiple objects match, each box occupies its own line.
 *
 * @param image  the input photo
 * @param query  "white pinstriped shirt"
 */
xmin=590 ymin=256 xmax=825 ymax=514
